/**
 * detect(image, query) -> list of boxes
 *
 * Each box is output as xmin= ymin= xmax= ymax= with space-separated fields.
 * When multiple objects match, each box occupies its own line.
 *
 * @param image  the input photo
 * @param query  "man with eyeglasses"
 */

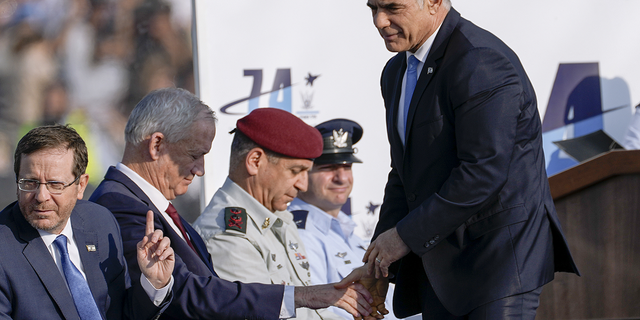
xmin=0 ymin=124 xmax=175 ymax=320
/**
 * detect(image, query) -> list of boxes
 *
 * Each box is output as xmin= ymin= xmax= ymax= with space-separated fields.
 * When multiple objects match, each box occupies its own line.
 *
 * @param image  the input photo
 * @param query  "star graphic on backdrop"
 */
xmin=305 ymin=72 xmax=320 ymax=86
xmin=366 ymin=202 xmax=380 ymax=215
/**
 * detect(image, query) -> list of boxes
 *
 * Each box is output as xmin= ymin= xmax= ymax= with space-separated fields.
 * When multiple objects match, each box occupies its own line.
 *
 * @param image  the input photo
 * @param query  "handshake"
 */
xmin=297 ymin=264 xmax=390 ymax=320
xmin=299 ymin=227 xmax=410 ymax=319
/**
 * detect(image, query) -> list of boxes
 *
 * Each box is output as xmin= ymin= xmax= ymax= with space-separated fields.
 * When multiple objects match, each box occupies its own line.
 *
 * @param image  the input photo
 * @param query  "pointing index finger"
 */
xmin=146 ymin=210 xmax=155 ymax=236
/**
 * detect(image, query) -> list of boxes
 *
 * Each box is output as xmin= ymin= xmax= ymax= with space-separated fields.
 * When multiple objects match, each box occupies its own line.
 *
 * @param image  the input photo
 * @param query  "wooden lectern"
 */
xmin=537 ymin=150 xmax=640 ymax=319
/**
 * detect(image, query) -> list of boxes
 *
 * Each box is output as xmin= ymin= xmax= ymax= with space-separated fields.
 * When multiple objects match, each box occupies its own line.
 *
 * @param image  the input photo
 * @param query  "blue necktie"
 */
xmin=403 ymin=55 xmax=420 ymax=141
xmin=53 ymin=235 xmax=102 ymax=320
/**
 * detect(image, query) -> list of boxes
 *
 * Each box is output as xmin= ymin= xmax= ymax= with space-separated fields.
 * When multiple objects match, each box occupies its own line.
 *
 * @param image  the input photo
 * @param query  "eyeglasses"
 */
xmin=17 ymin=176 xmax=80 ymax=194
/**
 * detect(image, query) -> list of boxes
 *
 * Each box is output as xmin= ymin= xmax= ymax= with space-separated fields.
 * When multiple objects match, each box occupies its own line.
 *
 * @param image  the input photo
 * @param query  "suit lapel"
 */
xmin=14 ymin=206 xmax=81 ymax=320
xmin=182 ymin=219 xmax=216 ymax=275
xmin=386 ymin=54 xmax=408 ymax=175
xmin=71 ymin=211 xmax=107 ymax=315
xmin=404 ymin=9 xmax=460 ymax=152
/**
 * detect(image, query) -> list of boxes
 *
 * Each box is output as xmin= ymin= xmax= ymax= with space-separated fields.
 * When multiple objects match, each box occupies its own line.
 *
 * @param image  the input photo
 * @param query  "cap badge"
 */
xmin=289 ymin=241 xmax=298 ymax=251
xmin=332 ymin=129 xmax=348 ymax=148
xmin=300 ymin=261 xmax=310 ymax=270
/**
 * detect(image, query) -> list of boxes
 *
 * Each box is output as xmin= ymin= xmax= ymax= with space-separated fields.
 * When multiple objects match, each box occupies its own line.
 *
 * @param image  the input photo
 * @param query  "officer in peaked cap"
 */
xmin=194 ymin=109 xmax=374 ymax=320
xmin=314 ymin=119 xmax=363 ymax=165
xmin=289 ymin=119 xmax=398 ymax=319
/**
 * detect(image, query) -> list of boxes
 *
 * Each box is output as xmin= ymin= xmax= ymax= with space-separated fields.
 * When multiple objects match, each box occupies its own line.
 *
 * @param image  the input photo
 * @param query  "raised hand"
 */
xmin=137 ymin=210 xmax=175 ymax=289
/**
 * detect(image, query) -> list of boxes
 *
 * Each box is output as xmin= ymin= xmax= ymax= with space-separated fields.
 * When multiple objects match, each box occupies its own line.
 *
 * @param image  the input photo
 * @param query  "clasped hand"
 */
xmin=336 ymin=265 xmax=389 ymax=319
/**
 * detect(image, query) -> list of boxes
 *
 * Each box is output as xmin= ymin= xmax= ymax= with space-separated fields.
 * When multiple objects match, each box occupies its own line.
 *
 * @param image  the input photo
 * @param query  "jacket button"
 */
xmin=424 ymin=243 xmax=430 ymax=248
xmin=434 ymin=235 xmax=440 ymax=240
xmin=429 ymin=239 xmax=436 ymax=245
xmin=407 ymin=193 xmax=416 ymax=201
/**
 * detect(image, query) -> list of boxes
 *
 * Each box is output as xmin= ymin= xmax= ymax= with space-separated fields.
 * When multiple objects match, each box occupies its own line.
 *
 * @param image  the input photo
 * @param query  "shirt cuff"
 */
xmin=140 ymin=274 xmax=174 ymax=306
xmin=279 ymin=285 xmax=296 ymax=319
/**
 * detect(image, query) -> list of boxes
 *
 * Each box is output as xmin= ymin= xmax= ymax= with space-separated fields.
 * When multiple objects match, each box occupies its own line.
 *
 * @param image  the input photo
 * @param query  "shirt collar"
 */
xmin=406 ymin=22 xmax=443 ymax=64
xmin=289 ymin=198 xmax=356 ymax=238
xmin=116 ymin=162 xmax=170 ymax=212
xmin=223 ymin=178 xmax=282 ymax=235
xmin=38 ymin=217 xmax=74 ymax=248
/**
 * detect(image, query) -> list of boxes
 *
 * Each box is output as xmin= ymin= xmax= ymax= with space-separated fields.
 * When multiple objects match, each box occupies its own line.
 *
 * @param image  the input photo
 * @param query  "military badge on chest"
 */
xmin=336 ymin=252 xmax=351 ymax=265
xmin=224 ymin=207 xmax=247 ymax=233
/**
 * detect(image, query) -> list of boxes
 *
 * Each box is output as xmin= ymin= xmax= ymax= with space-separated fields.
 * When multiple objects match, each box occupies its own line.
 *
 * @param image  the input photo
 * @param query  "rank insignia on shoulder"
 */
xmin=290 ymin=210 xmax=309 ymax=229
xmin=225 ymin=207 xmax=247 ymax=233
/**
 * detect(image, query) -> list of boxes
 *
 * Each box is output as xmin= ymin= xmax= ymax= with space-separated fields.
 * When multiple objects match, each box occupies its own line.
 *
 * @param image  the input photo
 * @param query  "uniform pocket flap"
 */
xmin=466 ymin=205 xmax=527 ymax=240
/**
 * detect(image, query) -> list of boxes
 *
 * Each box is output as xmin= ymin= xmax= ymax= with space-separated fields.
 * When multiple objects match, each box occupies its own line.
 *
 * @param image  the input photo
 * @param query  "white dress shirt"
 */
xmin=39 ymin=219 xmax=172 ymax=306
xmin=115 ymin=165 xmax=297 ymax=318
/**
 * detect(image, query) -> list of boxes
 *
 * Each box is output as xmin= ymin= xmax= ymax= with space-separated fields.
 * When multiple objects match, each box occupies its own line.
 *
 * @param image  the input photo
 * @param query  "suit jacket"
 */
xmin=375 ymin=8 xmax=580 ymax=317
xmin=89 ymin=166 xmax=284 ymax=320
xmin=0 ymin=200 xmax=166 ymax=320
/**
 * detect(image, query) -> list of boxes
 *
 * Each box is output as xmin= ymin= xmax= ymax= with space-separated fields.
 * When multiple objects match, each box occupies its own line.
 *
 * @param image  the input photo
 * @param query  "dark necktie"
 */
xmin=166 ymin=203 xmax=197 ymax=253
xmin=53 ymin=235 xmax=102 ymax=320
xmin=403 ymin=55 xmax=420 ymax=142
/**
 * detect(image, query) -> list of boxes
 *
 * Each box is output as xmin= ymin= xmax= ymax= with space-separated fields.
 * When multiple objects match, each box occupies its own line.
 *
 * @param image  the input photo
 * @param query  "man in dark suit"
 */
xmin=0 ymin=124 xmax=174 ymax=320
xmin=89 ymin=88 xmax=375 ymax=320
xmin=352 ymin=0 xmax=580 ymax=319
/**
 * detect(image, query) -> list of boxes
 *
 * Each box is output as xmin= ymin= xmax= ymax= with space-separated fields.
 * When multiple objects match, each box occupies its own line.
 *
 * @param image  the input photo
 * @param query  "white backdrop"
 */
xmin=193 ymin=0 xmax=640 ymax=239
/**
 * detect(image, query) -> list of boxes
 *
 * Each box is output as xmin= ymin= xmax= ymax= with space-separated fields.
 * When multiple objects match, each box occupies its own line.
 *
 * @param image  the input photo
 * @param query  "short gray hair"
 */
xmin=125 ymin=88 xmax=216 ymax=145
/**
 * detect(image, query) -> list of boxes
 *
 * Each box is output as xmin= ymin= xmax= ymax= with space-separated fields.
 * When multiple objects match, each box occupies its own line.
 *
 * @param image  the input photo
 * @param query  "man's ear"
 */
xmin=425 ymin=0 xmax=443 ymax=13
xmin=76 ymin=173 xmax=89 ymax=200
xmin=148 ymin=132 xmax=165 ymax=161
xmin=245 ymin=148 xmax=266 ymax=176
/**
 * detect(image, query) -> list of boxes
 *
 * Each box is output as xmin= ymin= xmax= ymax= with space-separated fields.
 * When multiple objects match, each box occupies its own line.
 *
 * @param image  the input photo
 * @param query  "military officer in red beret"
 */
xmin=194 ymin=108 xmax=380 ymax=320
xmin=90 ymin=88 xmax=376 ymax=320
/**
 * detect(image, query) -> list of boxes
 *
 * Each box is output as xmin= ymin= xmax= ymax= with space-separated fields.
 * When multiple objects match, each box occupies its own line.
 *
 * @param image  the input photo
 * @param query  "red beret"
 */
xmin=236 ymin=108 xmax=323 ymax=159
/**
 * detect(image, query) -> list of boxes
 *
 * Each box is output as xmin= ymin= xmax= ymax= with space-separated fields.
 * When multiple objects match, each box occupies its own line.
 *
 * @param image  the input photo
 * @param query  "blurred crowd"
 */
xmin=0 ymin=0 xmax=194 ymax=186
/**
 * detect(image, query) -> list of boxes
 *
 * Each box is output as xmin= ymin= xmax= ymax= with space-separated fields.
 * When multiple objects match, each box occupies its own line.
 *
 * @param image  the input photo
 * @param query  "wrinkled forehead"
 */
xmin=18 ymin=147 xmax=75 ymax=177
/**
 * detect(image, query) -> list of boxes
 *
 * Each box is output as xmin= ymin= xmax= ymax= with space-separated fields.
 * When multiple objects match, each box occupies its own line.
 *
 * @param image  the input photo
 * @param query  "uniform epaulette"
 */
xmin=291 ymin=210 xmax=309 ymax=229
xmin=224 ymin=207 xmax=247 ymax=233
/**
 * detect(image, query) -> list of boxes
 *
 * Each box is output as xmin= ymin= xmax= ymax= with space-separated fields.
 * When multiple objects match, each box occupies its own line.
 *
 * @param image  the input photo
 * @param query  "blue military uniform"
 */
xmin=290 ymin=199 xmax=399 ymax=320
xmin=289 ymin=119 xmax=399 ymax=320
